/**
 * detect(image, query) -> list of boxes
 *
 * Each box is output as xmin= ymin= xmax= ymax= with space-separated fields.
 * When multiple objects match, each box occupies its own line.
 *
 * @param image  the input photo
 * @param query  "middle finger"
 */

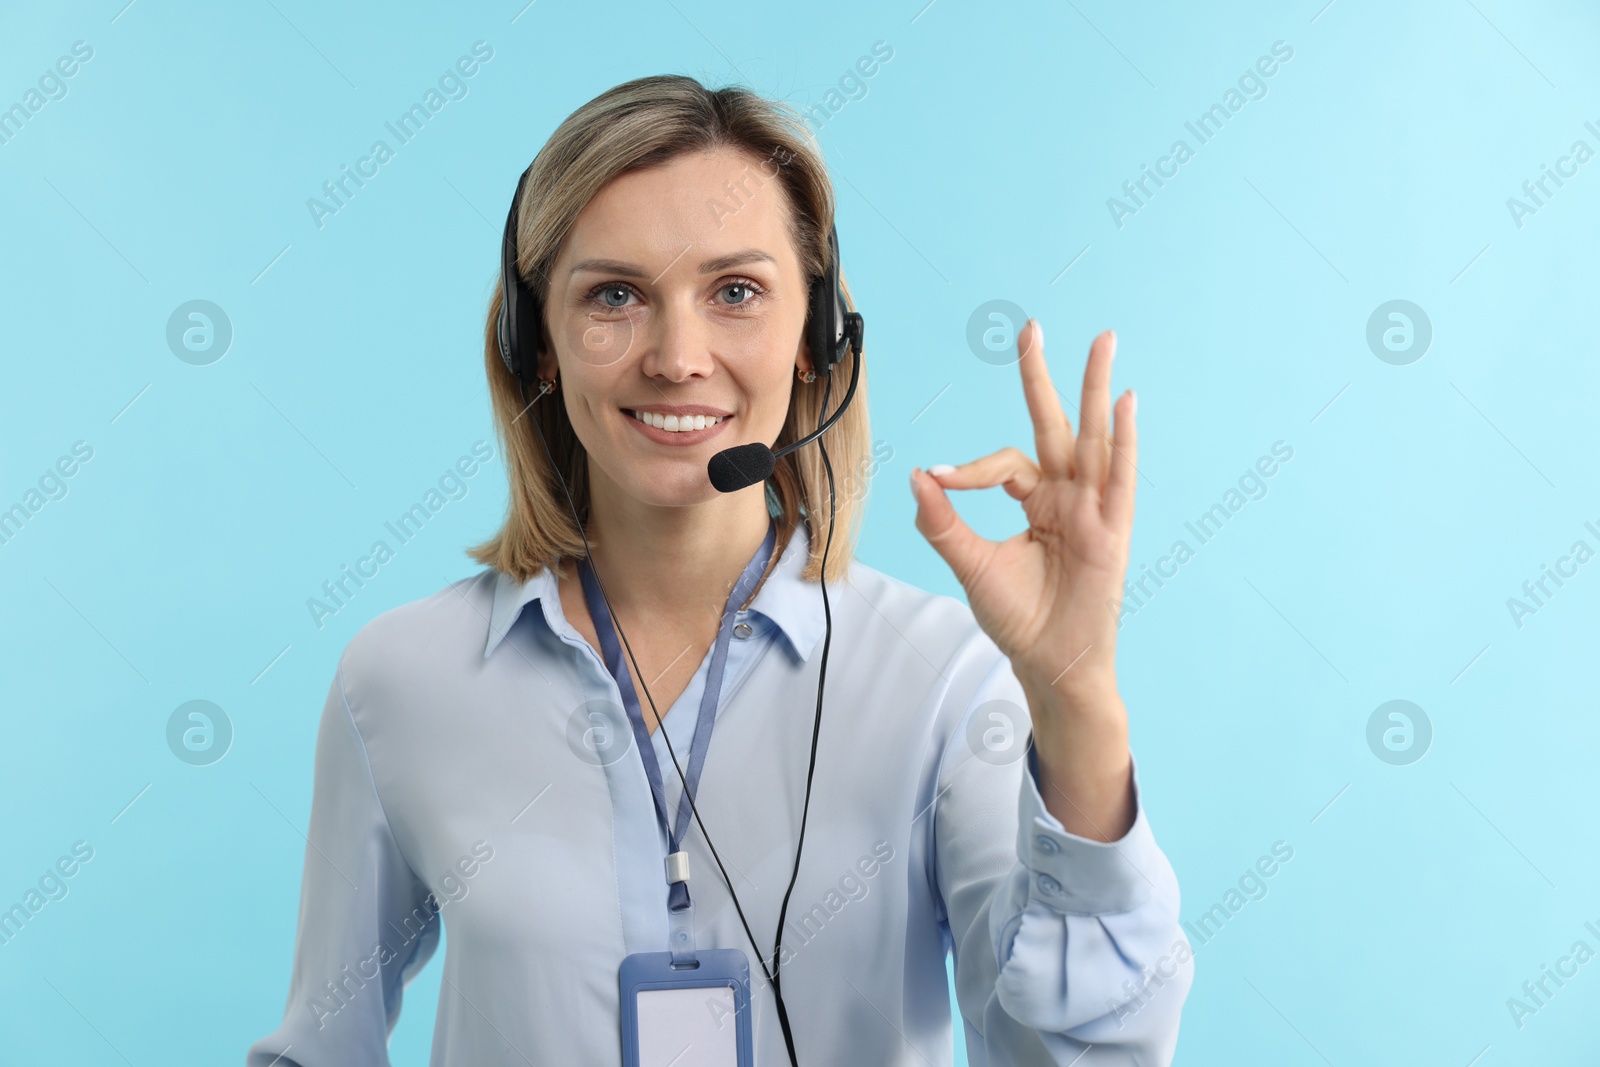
xmin=1074 ymin=330 xmax=1116 ymax=486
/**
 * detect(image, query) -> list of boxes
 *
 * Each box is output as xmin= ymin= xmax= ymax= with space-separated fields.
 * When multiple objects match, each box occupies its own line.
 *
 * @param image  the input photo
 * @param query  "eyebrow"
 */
xmin=568 ymin=248 xmax=777 ymax=279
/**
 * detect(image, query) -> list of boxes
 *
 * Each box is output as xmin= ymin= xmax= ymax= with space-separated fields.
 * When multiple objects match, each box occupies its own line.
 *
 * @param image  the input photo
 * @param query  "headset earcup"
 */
xmin=805 ymin=273 xmax=831 ymax=374
xmin=499 ymin=261 xmax=545 ymax=388
xmin=514 ymin=281 xmax=542 ymax=374
xmin=499 ymin=165 xmax=544 ymax=389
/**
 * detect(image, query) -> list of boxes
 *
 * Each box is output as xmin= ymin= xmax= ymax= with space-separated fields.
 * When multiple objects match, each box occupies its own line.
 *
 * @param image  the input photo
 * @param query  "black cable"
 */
xmin=516 ymin=372 xmax=836 ymax=1067
xmin=767 ymin=365 xmax=837 ymax=1066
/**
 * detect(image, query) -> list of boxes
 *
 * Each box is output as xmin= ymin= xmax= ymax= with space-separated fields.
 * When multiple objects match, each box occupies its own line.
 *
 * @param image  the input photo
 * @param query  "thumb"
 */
xmin=910 ymin=467 xmax=988 ymax=588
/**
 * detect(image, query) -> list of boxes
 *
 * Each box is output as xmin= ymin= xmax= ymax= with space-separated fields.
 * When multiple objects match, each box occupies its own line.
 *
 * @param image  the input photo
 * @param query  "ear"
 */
xmin=535 ymin=347 xmax=558 ymax=381
xmin=533 ymin=287 xmax=559 ymax=380
xmin=796 ymin=333 xmax=815 ymax=378
xmin=532 ymin=317 xmax=559 ymax=380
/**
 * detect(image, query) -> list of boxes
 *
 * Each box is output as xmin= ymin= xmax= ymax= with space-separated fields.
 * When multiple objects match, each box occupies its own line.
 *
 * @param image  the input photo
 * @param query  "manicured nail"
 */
xmin=928 ymin=464 xmax=956 ymax=476
xmin=1034 ymin=321 xmax=1044 ymax=347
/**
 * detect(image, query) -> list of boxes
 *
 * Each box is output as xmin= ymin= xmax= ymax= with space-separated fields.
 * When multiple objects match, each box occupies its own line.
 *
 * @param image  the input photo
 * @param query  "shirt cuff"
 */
xmin=1018 ymin=744 xmax=1158 ymax=915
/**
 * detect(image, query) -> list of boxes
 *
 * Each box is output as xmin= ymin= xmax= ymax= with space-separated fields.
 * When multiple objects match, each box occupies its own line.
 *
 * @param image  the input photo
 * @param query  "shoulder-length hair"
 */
xmin=467 ymin=74 xmax=871 ymax=586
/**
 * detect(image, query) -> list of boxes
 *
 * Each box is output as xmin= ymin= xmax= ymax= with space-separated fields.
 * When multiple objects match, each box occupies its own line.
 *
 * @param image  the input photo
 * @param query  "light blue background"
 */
xmin=3 ymin=0 xmax=1597 ymax=1063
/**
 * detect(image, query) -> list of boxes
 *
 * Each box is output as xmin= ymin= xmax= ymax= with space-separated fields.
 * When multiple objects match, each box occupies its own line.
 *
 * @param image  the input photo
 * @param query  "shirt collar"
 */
xmin=483 ymin=519 xmax=828 ymax=664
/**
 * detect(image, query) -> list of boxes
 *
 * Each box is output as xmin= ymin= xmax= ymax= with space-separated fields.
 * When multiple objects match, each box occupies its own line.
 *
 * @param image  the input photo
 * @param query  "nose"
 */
xmin=641 ymin=296 xmax=716 ymax=383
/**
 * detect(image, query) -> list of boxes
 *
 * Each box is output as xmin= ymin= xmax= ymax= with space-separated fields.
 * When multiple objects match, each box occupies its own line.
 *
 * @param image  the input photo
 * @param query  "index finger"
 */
xmin=1016 ymin=319 xmax=1075 ymax=479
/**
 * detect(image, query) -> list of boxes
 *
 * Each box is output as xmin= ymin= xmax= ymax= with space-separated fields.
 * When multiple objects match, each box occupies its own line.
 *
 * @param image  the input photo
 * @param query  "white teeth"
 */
xmin=632 ymin=410 xmax=725 ymax=433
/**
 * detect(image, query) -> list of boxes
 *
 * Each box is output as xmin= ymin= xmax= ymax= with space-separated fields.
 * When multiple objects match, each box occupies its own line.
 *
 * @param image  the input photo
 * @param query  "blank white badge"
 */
xmin=635 ymin=984 xmax=739 ymax=1067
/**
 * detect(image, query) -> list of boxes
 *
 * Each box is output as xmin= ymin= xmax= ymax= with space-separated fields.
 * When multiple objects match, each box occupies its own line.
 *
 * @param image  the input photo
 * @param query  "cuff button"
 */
xmin=1037 ymin=873 xmax=1062 ymax=896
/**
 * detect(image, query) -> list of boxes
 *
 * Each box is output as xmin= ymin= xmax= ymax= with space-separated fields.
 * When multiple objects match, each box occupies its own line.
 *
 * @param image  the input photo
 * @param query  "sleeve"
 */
xmin=246 ymin=662 xmax=443 ymax=1067
xmin=932 ymin=649 xmax=1193 ymax=1065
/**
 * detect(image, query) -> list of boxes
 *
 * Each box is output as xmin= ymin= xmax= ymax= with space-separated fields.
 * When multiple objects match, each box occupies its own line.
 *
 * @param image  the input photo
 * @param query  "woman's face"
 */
xmin=540 ymin=145 xmax=813 ymax=508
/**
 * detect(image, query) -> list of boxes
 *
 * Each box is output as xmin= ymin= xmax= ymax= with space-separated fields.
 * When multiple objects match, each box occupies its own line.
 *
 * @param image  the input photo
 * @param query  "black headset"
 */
xmin=496 ymin=158 xmax=864 ymax=1067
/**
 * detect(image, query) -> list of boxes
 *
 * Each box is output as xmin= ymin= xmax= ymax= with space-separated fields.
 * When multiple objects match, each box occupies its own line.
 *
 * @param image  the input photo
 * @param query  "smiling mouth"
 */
xmin=623 ymin=409 xmax=730 ymax=433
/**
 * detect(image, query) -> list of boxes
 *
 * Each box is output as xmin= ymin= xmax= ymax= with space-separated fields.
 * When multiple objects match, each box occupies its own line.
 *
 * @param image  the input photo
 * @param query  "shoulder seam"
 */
xmin=335 ymin=660 xmax=425 ymax=885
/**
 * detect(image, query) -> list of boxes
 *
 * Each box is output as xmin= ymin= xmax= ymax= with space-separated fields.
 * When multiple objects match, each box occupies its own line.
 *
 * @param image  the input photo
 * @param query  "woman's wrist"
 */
xmin=1020 ymin=679 xmax=1135 ymax=842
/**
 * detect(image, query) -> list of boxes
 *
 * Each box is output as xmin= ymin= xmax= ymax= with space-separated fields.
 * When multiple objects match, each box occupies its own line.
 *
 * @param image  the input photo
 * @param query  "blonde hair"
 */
xmin=468 ymin=74 xmax=871 ymax=585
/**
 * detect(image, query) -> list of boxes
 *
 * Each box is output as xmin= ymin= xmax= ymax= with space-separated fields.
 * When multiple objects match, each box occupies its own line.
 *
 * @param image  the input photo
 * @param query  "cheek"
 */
xmin=566 ymin=316 xmax=639 ymax=371
xmin=569 ymin=378 xmax=622 ymax=439
xmin=750 ymin=367 xmax=796 ymax=428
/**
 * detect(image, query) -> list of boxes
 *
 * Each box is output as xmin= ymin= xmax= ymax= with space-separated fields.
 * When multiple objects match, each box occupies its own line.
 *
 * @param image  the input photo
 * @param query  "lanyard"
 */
xmin=578 ymin=519 xmax=778 ymax=951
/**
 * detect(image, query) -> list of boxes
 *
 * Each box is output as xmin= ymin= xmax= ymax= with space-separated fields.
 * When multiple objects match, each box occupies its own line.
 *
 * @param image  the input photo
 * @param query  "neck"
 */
xmin=575 ymin=467 xmax=776 ymax=625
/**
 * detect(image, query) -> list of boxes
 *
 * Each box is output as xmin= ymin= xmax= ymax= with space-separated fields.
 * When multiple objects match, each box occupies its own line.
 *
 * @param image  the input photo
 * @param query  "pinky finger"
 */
xmin=1103 ymin=390 xmax=1138 ymax=528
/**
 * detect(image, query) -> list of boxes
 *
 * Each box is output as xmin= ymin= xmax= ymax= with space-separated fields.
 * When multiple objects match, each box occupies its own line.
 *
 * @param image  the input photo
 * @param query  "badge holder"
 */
xmin=620 ymin=941 xmax=754 ymax=1066
xmin=621 ymin=852 xmax=753 ymax=1067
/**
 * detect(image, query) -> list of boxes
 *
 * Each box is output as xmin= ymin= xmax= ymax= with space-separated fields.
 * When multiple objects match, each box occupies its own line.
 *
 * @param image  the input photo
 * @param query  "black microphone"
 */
xmin=707 ymin=442 xmax=778 ymax=494
xmin=706 ymin=344 xmax=862 ymax=492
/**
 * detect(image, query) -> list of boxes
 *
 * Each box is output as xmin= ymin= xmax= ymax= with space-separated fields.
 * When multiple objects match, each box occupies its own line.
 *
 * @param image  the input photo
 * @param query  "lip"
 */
xmin=622 ymin=407 xmax=734 ymax=447
xmin=627 ymin=403 xmax=733 ymax=417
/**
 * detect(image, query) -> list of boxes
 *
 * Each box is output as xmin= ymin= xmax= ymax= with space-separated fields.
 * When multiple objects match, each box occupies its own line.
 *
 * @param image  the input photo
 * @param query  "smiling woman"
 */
xmin=248 ymin=73 xmax=1188 ymax=1067
xmin=469 ymin=81 xmax=871 ymax=587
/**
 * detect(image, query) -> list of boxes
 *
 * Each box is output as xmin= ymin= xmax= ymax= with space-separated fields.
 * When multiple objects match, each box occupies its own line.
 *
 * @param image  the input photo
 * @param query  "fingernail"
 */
xmin=1128 ymin=389 xmax=1137 ymax=415
xmin=928 ymin=464 xmax=956 ymax=476
xmin=1034 ymin=321 xmax=1044 ymax=347
xmin=910 ymin=467 xmax=920 ymax=491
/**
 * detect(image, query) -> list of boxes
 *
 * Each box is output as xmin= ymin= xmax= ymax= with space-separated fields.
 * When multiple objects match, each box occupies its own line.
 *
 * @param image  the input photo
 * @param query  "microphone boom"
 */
xmin=706 ymin=328 xmax=861 ymax=494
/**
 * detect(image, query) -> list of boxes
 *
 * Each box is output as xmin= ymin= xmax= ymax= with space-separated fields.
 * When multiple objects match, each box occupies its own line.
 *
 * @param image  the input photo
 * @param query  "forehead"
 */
xmin=559 ymin=146 xmax=801 ymax=272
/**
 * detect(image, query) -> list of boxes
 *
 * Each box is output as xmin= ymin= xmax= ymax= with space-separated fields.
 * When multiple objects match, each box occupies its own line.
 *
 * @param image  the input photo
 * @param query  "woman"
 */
xmin=248 ymin=75 xmax=1190 ymax=1066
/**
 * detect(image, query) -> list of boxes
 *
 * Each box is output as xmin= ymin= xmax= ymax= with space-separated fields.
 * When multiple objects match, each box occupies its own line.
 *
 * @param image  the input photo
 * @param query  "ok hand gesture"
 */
xmin=910 ymin=320 xmax=1137 ymax=840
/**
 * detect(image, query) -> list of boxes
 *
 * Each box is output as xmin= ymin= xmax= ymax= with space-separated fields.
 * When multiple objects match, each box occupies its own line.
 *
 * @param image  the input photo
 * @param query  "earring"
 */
xmin=536 ymin=374 xmax=558 ymax=398
xmin=797 ymin=366 xmax=817 ymax=383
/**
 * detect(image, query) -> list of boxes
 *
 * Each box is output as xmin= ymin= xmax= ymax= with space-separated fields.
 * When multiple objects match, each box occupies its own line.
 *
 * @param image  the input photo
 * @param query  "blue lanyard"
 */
xmin=577 ymin=519 xmax=778 ymax=922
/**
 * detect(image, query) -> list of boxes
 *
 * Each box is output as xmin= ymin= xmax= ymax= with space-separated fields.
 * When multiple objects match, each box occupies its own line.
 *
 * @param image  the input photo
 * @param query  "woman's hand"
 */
xmin=909 ymin=320 xmax=1138 ymax=840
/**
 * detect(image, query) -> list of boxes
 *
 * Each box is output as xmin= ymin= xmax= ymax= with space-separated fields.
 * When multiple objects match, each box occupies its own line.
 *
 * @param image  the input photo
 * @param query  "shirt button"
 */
xmin=733 ymin=622 xmax=754 ymax=639
xmin=1035 ymin=835 xmax=1060 ymax=855
xmin=1038 ymin=873 xmax=1062 ymax=896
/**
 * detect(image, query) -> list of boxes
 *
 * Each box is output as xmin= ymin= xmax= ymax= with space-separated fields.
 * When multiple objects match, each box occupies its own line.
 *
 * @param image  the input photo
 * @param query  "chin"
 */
xmin=638 ymin=481 xmax=727 ymax=507
xmin=617 ymin=462 xmax=728 ymax=506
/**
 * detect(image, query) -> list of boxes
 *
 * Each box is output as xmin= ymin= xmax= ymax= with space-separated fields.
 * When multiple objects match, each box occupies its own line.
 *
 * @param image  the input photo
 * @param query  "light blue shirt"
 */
xmin=247 ymin=520 xmax=1191 ymax=1066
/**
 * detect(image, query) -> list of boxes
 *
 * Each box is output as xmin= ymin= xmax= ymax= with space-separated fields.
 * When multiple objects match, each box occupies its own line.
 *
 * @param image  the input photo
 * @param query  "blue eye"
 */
xmin=583 ymin=278 xmax=766 ymax=310
xmin=718 ymin=279 xmax=767 ymax=306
